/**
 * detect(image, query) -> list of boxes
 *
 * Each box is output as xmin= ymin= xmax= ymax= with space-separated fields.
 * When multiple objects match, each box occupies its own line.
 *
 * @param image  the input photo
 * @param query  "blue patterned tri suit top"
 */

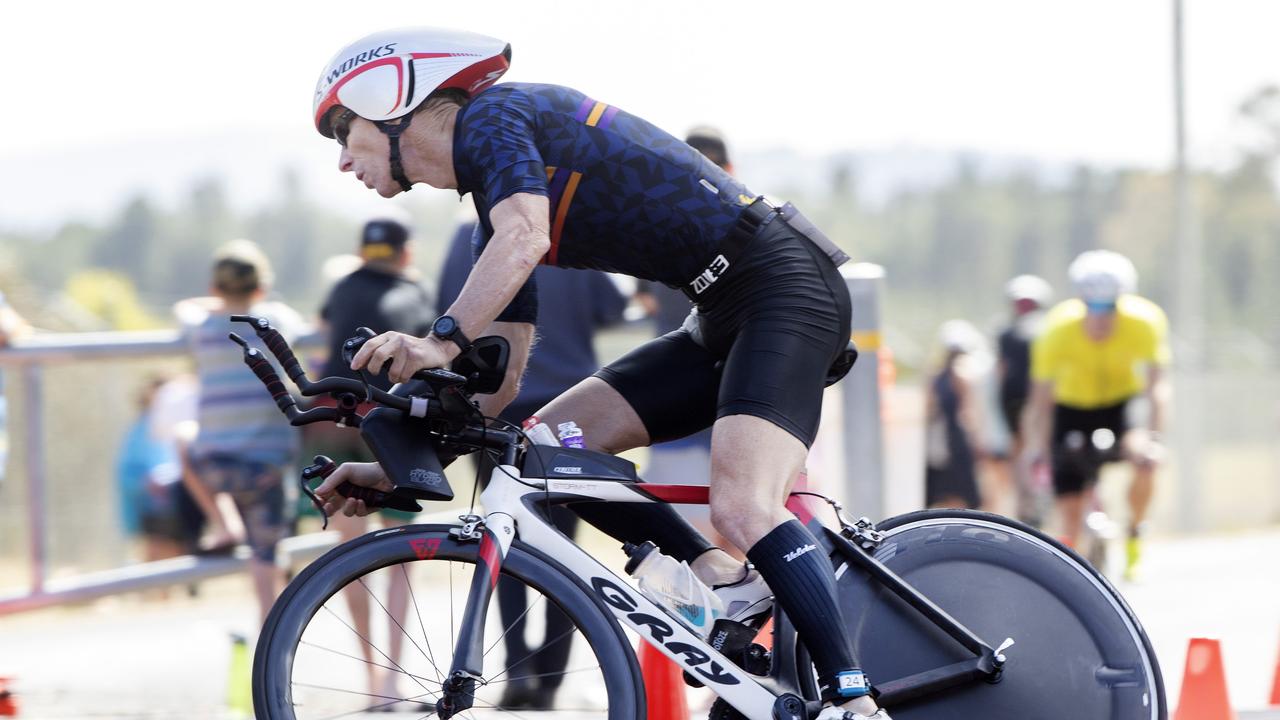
xmin=452 ymin=82 xmax=755 ymax=322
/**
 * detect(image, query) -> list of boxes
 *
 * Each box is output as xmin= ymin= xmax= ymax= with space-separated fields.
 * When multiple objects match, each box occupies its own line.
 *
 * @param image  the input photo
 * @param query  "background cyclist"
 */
xmin=991 ymin=274 xmax=1053 ymax=523
xmin=1019 ymin=250 xmax=1170 ymax=580
xmin=309 ymin=28 xmax=886 ymax=720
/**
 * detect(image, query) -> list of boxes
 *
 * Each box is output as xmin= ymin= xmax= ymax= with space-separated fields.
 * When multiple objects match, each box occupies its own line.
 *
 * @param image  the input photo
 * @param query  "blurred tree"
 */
xmin=63 ymin=270 xmax=162 ymax=330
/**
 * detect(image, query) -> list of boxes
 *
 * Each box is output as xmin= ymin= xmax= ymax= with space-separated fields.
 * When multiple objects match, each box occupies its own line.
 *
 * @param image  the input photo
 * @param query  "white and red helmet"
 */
xmin=313 ymin=27 xmax=511 ymax=138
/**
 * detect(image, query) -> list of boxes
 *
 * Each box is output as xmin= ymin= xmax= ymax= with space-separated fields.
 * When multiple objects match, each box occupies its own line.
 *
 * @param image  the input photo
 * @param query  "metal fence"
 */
xmin=0 ymin=329 xmax=359 ymax=614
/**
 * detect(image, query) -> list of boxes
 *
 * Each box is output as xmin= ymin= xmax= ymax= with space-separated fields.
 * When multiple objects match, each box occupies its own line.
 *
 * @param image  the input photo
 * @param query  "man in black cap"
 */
xmin=310 ymin=217 xmax=435 ymax=702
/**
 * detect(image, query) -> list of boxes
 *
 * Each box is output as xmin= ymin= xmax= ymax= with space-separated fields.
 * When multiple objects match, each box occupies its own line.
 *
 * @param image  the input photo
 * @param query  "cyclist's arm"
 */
xmin=1020 ymin=379 xmax=1055 ymax=458
xmin=954 ymin=372 xmax=983 ymax=454
xmin=440 ymin=193 xmax=550 ymax=349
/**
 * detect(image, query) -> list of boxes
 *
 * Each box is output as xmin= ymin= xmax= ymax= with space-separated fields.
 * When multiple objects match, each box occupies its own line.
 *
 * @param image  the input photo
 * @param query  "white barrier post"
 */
xmin=840 ymin=263 xmax=887 ymax=520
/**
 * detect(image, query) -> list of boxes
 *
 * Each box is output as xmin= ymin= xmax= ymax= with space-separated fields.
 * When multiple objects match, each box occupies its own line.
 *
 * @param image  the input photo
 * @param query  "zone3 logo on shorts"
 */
xmin=690 ymin=254 xmax=730 ymax=295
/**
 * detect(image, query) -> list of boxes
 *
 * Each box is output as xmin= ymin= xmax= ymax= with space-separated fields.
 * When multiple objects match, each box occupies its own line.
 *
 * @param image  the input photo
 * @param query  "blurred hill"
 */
xmin=0 ymin=131 xmax=1073 ymax=231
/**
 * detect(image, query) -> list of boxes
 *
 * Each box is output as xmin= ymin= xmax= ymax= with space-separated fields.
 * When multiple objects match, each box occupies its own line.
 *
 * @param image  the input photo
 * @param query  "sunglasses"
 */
xmin=1084 ymin=300 xmax=1117 ymax=314
xmin=331 ymin=108 xmax=356 ymax=147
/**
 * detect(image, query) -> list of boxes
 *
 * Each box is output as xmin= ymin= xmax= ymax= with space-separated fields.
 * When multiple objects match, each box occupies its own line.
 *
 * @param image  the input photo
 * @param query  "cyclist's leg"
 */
xmin=533 ymin=360 xmax=731 ymax=573
xmin=1050 ymin=405 xmax=1098 ymax=549
xmin=699 ymin=235 xmax=877 ymax=712
xmin=1114 ymin=399 xmax=1154 ymax=578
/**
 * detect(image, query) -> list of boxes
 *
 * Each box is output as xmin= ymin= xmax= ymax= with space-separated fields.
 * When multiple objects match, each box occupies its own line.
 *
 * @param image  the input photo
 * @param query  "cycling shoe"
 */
xmin=712 ymin=566 xmax=772 ymax=624
xmin=815 ymin=706 xmax=891 ymax=720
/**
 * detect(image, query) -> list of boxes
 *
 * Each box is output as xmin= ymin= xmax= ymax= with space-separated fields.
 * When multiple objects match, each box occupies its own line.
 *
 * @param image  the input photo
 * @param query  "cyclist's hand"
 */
xmin=350 ymin=331 xmax=453 ymax=384
xmin=315 ymin=462 xmax=394 ymax=517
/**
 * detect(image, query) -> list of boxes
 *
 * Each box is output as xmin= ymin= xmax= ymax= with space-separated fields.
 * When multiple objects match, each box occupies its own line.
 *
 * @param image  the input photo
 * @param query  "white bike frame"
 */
xmin=450 ymin=460 xmax=796 ymax=720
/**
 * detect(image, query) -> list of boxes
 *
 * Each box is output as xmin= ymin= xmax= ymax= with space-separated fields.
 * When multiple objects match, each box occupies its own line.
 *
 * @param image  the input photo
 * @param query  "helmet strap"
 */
xmin=375 ymin=114 xmax=416 ymax=192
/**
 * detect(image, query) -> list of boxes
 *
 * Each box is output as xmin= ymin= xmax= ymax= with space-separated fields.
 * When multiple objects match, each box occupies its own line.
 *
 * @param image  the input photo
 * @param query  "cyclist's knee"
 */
xmin=709 ymin=493 xmax=777 ymax=549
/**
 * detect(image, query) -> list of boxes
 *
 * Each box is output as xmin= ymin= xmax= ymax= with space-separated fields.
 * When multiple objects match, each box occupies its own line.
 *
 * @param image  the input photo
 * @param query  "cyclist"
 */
xmin=1019 ymin=250 xmax=1170 ymax=580
xmin=309 ymin=28 xmax=886 ymax=719
xmin=992 ymin=274 xmax=1053 ymax=522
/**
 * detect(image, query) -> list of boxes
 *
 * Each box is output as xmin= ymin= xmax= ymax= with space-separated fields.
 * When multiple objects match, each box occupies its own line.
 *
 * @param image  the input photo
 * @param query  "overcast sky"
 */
xmin=2 ymin=0 xmax=1277 ymax=191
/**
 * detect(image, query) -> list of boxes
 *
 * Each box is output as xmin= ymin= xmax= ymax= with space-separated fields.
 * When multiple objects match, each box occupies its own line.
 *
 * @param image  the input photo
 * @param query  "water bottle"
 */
xmin=556 ymin=421 xmax=586 ymax=449
xmin=623 ymin=541 xmax=723 ymax=638
xmin=522 ymin=417 xmax=560 ymax=446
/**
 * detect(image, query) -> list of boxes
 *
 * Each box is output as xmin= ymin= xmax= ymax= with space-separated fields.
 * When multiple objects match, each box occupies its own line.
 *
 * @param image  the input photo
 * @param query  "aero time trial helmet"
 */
xmin=313 ymin=28 xmax=511 ymax=190
xmin=1067 ymin=250 xmax=1137 ymax=310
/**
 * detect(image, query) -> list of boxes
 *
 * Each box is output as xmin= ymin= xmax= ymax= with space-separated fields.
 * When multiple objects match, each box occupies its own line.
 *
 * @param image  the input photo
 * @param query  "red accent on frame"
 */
xmin=639 ymin=484 xmax=710 ymax=504
xmin=410 ymin=537 xmax=441 ymax=560
xmin=478 ymin=532 xmax=502 ymax=589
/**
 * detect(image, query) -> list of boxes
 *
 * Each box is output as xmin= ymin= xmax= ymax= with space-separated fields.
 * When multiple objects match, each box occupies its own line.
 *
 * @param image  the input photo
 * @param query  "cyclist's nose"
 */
xmin=338 ymin=147 xmax=353 ymax=173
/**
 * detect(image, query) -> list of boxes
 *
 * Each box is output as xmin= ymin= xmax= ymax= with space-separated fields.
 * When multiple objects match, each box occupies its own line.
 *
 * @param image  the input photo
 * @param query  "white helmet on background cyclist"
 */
xmin=1068 ymin=250 xmax=1137 ymax=310
xmin=313 ymin=27 xmax=511 ymax=191
xmin=1004 ymin=274 xmax=1053 ymax=313
xmin=938 ymin=319 xmax=982 ymax=354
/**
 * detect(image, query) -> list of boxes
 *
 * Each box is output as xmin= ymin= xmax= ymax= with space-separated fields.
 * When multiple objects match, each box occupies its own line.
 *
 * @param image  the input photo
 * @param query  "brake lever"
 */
xmin=299 ymin=454 xmax=422 ymax=531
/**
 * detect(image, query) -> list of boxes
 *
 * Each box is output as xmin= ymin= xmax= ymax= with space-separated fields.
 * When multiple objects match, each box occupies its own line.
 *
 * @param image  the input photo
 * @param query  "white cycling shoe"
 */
xmin=815 ymin=705 xmax=891 ymax=720
xmin=712 ymin=565 xmax=773 ymax=624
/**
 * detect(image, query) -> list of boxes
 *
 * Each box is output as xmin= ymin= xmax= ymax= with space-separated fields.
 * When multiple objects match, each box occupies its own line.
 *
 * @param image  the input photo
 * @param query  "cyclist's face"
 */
xmin=1082 ymin=308 xmax=1116 ymax=340
xmin=334 ymin=113 xmax=402 ymax=198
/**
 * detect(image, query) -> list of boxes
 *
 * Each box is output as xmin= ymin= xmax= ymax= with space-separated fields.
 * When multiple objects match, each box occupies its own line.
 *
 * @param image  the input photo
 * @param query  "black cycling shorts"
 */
xmin=1050 ymin=399 xmax=1131 ymax=496
xmin=595 ymin=220 xmax=852 ymax=448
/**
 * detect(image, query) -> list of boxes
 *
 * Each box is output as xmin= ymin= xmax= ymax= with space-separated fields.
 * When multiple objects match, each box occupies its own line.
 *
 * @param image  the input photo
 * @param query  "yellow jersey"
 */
xmin=1030 ymin=295 xmax=1171 ymax=409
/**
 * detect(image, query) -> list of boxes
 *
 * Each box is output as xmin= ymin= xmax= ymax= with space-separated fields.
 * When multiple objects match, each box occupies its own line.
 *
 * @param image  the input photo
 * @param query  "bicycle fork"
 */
xmin=438 ymin=511 xmax=517 ymax=719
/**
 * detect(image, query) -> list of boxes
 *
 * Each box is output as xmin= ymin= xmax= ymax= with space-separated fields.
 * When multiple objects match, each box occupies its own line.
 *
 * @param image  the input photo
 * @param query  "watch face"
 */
xmin=434 ymin=316 xmax=457 ymax=336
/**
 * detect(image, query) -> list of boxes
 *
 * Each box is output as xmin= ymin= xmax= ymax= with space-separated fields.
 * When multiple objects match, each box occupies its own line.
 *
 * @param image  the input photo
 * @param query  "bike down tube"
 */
xmin=482 ymin=472 xmax=783 ymax=720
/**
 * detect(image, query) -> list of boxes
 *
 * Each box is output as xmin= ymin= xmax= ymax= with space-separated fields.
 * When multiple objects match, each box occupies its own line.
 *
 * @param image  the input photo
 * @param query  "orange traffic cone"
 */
xmin=754 ymin=617 xmax=774 ymax=651
xmin=0 ymin=676 xmax=17 ymax=717
xmin=1174 ymin=638 xmax=1235 ymax=720
xmin=639 ymin=641 xmax=688 ymax=720
xmin=1268 ymin=635 xmax=1280 ymax=706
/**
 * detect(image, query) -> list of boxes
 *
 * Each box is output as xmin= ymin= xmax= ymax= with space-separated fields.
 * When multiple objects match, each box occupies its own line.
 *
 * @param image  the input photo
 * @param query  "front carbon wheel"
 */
xmin=253 ymin=524 xmax=644 ymax=719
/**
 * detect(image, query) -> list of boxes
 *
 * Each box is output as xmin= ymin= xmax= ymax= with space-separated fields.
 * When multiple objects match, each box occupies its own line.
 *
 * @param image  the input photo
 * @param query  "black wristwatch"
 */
xmin=430 ymin=315 xmax=472 ymax=353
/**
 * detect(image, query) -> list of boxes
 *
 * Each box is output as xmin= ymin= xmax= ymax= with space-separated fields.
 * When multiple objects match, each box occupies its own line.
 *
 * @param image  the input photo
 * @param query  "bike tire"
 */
xmin=253 ymin=523 xmax=644 ymax=719
xmin=826 ymin=509 xmax=1165 ymax=720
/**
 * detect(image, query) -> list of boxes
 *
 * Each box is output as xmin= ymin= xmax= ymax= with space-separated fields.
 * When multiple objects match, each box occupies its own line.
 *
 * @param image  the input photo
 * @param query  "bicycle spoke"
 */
xmin=291 ymin=680 xmax=438 ymax=703
xmin=297 ymin=639 xmax=435 ymax=686
xmin=291 ymin=684 xmax=437 ymax=720
xmin=402 ymin=560 xmax=444 ymax=681
xmin=319 ymin=601 xmax=435 ymax=697
xmin=482 ymin=589 xmax=545 ymax=659
xmin=484 ymin=625 xmax=580 ymax=685
xmin=360 ymin=572 xmax=445 ymax=683
xmin=484 ymin=665 xmax=604 ymax=686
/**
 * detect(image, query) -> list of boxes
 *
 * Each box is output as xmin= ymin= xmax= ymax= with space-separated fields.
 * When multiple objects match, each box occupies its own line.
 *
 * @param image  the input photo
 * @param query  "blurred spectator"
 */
xmin=0 ymin=290 xmax=32 ymax=348
xmin=986 ymin=275 xmax=1054 ymax=522
xmin=438 ymin=219 xmax=628 ymax=710
xmin=176 ymin=239 xmax=305 ymax=623
xmin=307 ymin=217 xmax=434 ymax=702
xmin=116 ymin=375 xmax=202 ymax=569
xmin=924 ymin=320 xmax=984 ymax=509
xmin=0 ymin=290 xmax=32 ymax=483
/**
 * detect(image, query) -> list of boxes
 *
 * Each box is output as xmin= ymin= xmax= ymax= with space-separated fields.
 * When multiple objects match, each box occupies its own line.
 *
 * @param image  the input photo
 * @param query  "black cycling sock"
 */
xmin=570 ymin=501 xmax=715 ymax=563
xmin=747 ymin=520 xmax=863 ymax=702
